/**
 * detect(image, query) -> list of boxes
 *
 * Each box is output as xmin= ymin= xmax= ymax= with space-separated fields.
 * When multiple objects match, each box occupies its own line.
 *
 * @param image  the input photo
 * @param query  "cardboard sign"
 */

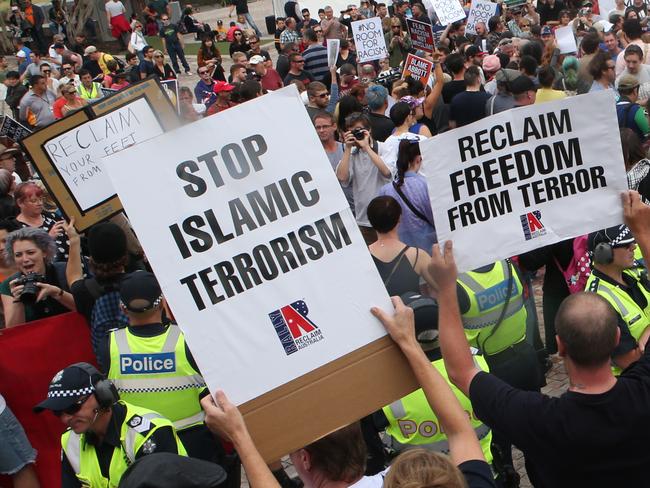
xmin=420 ymin=91 xmax=628 ymax=272
xmin=327 ymin=38 xmax=340 ymax=67
xmin=403 ymin=53 xmax=434 ymax=85
xmin=21 ymin=78 xmax=181 ymax=232
xmin=351 ymin=18 xmax=388 ymax=62
xmin=0 ymin=115 xmax=32 ymax=142
xmin=555 ymin=25 xmax=578 ymax=54
xmin=407 ymin=18 xmax=435 ymax=52
xmin=102 ymin=86 xmax=417 ymax=461
xmin=429 ymin=0 xmax=466 ymax=25
xmin=466 ymin=0 xmax=498 ymax=35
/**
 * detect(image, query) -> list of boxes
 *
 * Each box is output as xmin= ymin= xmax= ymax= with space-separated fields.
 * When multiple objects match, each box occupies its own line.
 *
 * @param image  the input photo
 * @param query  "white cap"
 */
xmin=16 ymin=51 xmax=26 ymax=58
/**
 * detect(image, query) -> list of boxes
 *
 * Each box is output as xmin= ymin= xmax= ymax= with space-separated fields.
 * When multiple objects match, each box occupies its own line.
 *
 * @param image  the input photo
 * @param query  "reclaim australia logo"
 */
xmin=520 ymin=210 xmax=547 ymax=241
xmin=268 ymin=300 xmax=324 ymax=355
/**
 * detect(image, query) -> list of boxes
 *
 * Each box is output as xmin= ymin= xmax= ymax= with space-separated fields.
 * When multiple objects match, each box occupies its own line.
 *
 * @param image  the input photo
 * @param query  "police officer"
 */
xmin=380 ymin=293 xmax=493 ymax=464
xmin=96 ymin=271 xmax=217 ymax=463
xmin=456 ymin=259 xmax=542 ymax=487
xmin=34 ymin=362 xmax=186 ymax=488
xmin=586 ymin=224 xmax=650 ymax=375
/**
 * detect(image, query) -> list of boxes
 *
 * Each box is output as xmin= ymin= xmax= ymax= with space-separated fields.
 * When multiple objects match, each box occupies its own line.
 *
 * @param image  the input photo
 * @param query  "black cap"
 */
xmin=53 ymin=43 xmax=65 ymax=49
xmin=88 ymin=222 xmax=127 ymax=264
xmin=588 ymin=225 xmax=635 ymax=252
xmin=120 ymin=271 xmax=163 ymax=313
xmin=401 ymin=292 xmax=439 ymax=347
xmin=465 ymin=45 xmax=485 ymax=58
xmin=34 ymin=363 xmax=101 ymax=413
xmin=510 ymin=75 xmax=536 ymax=95
xmin=119 ymin=453 xmax=227 ymax=488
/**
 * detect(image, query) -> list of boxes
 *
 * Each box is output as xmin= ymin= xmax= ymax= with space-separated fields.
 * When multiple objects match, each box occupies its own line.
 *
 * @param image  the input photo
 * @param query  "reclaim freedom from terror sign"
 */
xmin=421 ymin=90 xmax=628 ymax=272
xmin=102 ymin=86 xmax=392 ymax=405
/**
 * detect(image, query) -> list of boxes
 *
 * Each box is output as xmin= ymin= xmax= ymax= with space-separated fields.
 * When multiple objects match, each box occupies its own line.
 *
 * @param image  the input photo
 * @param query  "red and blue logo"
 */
xmin=520 ymin=210 xmax=547 ymax=241
xmin=268 ymin=300 xmax=324 ymax=355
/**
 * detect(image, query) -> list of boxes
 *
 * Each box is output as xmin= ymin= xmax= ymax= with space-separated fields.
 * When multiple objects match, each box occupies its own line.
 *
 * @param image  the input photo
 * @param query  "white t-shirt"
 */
xmin=105 ymin=1 xmax=126 ymax=18
xmin=349 ymin=469 xmax=389 ymax=488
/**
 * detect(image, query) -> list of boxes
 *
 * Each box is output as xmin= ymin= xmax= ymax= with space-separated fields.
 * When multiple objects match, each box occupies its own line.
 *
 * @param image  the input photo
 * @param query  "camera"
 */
xmin=352 ymin=128 xmax=366 ymax=140
xmin=15 ymin=272 xmax=45 ymax=303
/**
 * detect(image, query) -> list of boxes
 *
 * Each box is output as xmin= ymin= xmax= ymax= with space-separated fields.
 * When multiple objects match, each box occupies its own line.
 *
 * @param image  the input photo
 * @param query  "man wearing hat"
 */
xmin=34 ymin=362 xmax=186 ymax=487
xmin=0 ymin=143 xmax=22 ymax=184
xmin=485 ymin=69 xmax=519 ymax=115
xmin=616 ymin=74 xmax=650 ymax=140
xmin=83 ymin=45 xmax=115 ymax=79
xmin=250 ymin=55 xmax=283 ymax=91
xmin=206 ymin=80 xmax=235 ymax=115
xmin=586 ymin=225 xmax=650 ymax=375
xmin=99 ymin=271 xmax=218 ymax=463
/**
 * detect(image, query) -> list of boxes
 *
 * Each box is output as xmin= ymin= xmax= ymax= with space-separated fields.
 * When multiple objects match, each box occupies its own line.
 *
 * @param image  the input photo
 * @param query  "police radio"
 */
xmin=70 ymin=362 xmax=119 ymax=409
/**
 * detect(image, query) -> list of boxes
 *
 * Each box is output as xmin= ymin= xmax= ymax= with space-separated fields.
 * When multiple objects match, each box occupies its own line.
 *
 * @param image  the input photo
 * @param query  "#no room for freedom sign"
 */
xmin=421 ymin=90 xmax=628 ymax=272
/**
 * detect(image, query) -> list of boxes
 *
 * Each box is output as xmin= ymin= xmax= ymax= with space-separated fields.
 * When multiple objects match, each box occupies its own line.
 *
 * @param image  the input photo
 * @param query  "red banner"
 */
xmin=0 ymin=312 xmax=95 ymax=488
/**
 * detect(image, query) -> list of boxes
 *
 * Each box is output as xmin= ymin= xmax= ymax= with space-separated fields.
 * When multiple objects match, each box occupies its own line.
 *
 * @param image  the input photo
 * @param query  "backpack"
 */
xmin=177 ymin=17 xmax=188 ymax=34
xmin=85 ymin=278 xmax=130 ymax=355
xmin=102 ymin=53 xmax=126 ymax=71
xmin=553 ymin=235 xmax=590 ymax=294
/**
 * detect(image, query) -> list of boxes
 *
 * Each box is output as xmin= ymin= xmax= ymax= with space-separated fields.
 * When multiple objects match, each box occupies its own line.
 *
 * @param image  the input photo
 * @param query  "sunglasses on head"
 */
xmin=53 ymin=395 xmax=90 ymax=417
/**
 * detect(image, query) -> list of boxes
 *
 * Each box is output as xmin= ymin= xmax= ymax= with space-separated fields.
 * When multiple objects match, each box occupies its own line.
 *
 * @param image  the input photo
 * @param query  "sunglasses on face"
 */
xmin=42 ymin=70 xmax=51 ymax=74
xmin=53 ymin=395 xmax=89 ymax=417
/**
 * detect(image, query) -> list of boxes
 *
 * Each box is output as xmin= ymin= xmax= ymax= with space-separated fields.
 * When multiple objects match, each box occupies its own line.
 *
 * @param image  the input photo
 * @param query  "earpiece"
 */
xmin=69 ymin=362 xmax=119 ymax=409
xmin=593 ymin=242 xmax=614 ymax=265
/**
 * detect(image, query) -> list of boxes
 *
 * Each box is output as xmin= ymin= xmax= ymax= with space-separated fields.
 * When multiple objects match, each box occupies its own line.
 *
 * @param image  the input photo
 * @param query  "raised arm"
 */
xmin=623 ymin=190 xmax=650 ymax=264
xmin=432 ymin=241 xmax=481 ymax=396
xmin=371 ymin=297 xmax=484 ymax=465
xmin=423 ymin=55 xmax=444 ymax=119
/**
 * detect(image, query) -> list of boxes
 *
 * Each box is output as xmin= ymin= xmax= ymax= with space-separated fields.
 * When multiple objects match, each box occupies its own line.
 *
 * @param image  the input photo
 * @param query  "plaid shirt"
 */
xmin=280 ymin=28 xmax=300 ymax=45
xmin=627 ymin=158 xmax=650 ymax=203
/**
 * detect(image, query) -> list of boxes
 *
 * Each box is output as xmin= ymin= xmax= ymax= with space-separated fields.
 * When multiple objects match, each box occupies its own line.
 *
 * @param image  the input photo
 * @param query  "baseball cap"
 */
xmin=119 ymin=453 xmax=227 ymax=488
xmin=494 ymin=68 xmax=520 ymax=83
xmin=588 ymin=225 xmax=635 ymax=252
xmin=618 ymin=74 xmax=640 ymax=91
xmin=482 ymin=54 xmax=501 ymax=73
xmin=84 ymin=45 xmax=98 ymax=56
xmin=541 ymin=25 xmax=552 ymax=36
xmin=465 ymin=45 xmax=485 ymax=58
xmin=509 ymin=75 xmax=536 ymax=94
xmin=249 ymin=55 xmax=265 ymax=65
xmin=53 ymin=43 xmax=65 ymax=49
xmin=119 ymin=271 xmax=163 ymax=313
xmin=213 ymin=80 xmax=235 ymax=93
xmin=16 ymin=50 xmax=26 ymax=58
xmin=34 ymin=363 xmax=102 ymax=413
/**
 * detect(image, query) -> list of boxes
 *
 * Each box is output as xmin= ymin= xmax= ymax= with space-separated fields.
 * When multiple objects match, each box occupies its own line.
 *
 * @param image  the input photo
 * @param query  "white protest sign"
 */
xmin=43 ymin=98 xmax=163 ymax=212
xmin=598 ymin=0 xmax=616 ymax=14
xmin=429 ymin=0 xmax=466 ymax=26
xmin=420 ymin=90 xmax=628 ymax=272
xmin=102 ymin=86 xmax=392 ymax=405
xmin=555 ymin=25 xmax=578 ymax=54
xmin=351 ymin=18 xmax=388 ymax=62
xmin=327 ymin=38 xmax=340 ymax=67
xmin=466 ymin=0 xmax=498 ymax=34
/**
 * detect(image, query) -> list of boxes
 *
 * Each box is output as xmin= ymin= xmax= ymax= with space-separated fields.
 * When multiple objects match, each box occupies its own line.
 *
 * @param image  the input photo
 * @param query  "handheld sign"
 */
xmin=429 ymin=0 xmax=466 ymax=25
xmin=466 ymin=0 xmax=498 ymax=35
xmin=555 ymin=25 xmax=578 ymax=53
xmin=0 ymin=116 xmax=32 ymax=143
xmin=327 ymin=39 xmax=340 ymax=67
xmin=351 ymin=18 xmax=388 ymax=62
xmin=21 ymin=78 xmax=181 ymax=232
xmin=403 ymin=53 xmax=434 ymax=85
xmin=102 ymin=85 xmax=418 ymax=462
xmin=420 ymin=90 xmax=628 ymax=272
xmin=406 ymin=18 xmax=435 ymax=52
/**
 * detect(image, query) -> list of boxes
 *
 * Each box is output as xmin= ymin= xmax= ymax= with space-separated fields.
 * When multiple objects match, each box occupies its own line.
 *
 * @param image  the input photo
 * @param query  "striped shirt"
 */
xmin=303 ymin=44 xmax=329 ymax=81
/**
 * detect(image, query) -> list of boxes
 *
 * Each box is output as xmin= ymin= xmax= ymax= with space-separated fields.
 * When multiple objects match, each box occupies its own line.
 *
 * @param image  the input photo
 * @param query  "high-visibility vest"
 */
xmin=77 ymin=82 xmax=101 ymax=100
xmin=634 ymin=246 xmax=646 ymax=268
xmin=457 ymin=260 xmax=527 ymax=356
xmin=108 ymin=326 xmax=206 ymax=430
xmin=61 ymin=401 xmax=186 ymax=487
xmin=586 ymin=270 xmax=650 ymax=375
xmin=383 ymin=351 xmax=493 ymax=463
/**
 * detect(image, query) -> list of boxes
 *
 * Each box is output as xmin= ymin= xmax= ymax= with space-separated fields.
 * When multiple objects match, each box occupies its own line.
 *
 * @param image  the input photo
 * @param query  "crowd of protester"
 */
xmin=4 ymin=0 xmax=650 ymax=487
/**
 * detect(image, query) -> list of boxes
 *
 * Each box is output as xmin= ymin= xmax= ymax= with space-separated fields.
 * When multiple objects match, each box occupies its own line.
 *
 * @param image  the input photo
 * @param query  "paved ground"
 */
xmin=239 ymin=271 xmax=569 ymax=487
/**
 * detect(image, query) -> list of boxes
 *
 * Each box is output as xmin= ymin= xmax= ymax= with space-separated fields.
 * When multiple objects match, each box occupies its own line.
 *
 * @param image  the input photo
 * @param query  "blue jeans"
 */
xmin=167 ymin=41 xmax=190 ymax=73
xmin=244 ymin=12 xmax=263 ymax=37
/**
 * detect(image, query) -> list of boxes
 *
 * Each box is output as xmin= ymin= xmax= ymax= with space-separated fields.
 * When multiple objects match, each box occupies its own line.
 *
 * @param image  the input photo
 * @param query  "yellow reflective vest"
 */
xmin=107 ymin=325 xmax=206 ymax=430
xmin=61 ymin=401 xmax=186 ymax=488
xmin=77 ymin=82 xmax=101 ymax=100
xmin=457 ymin=260 xmax=527 ymax=356
xmin=383 ymin=351 xmax=493 ymax=463
xmin=586 ymin=269 xmax=650 ymax=375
